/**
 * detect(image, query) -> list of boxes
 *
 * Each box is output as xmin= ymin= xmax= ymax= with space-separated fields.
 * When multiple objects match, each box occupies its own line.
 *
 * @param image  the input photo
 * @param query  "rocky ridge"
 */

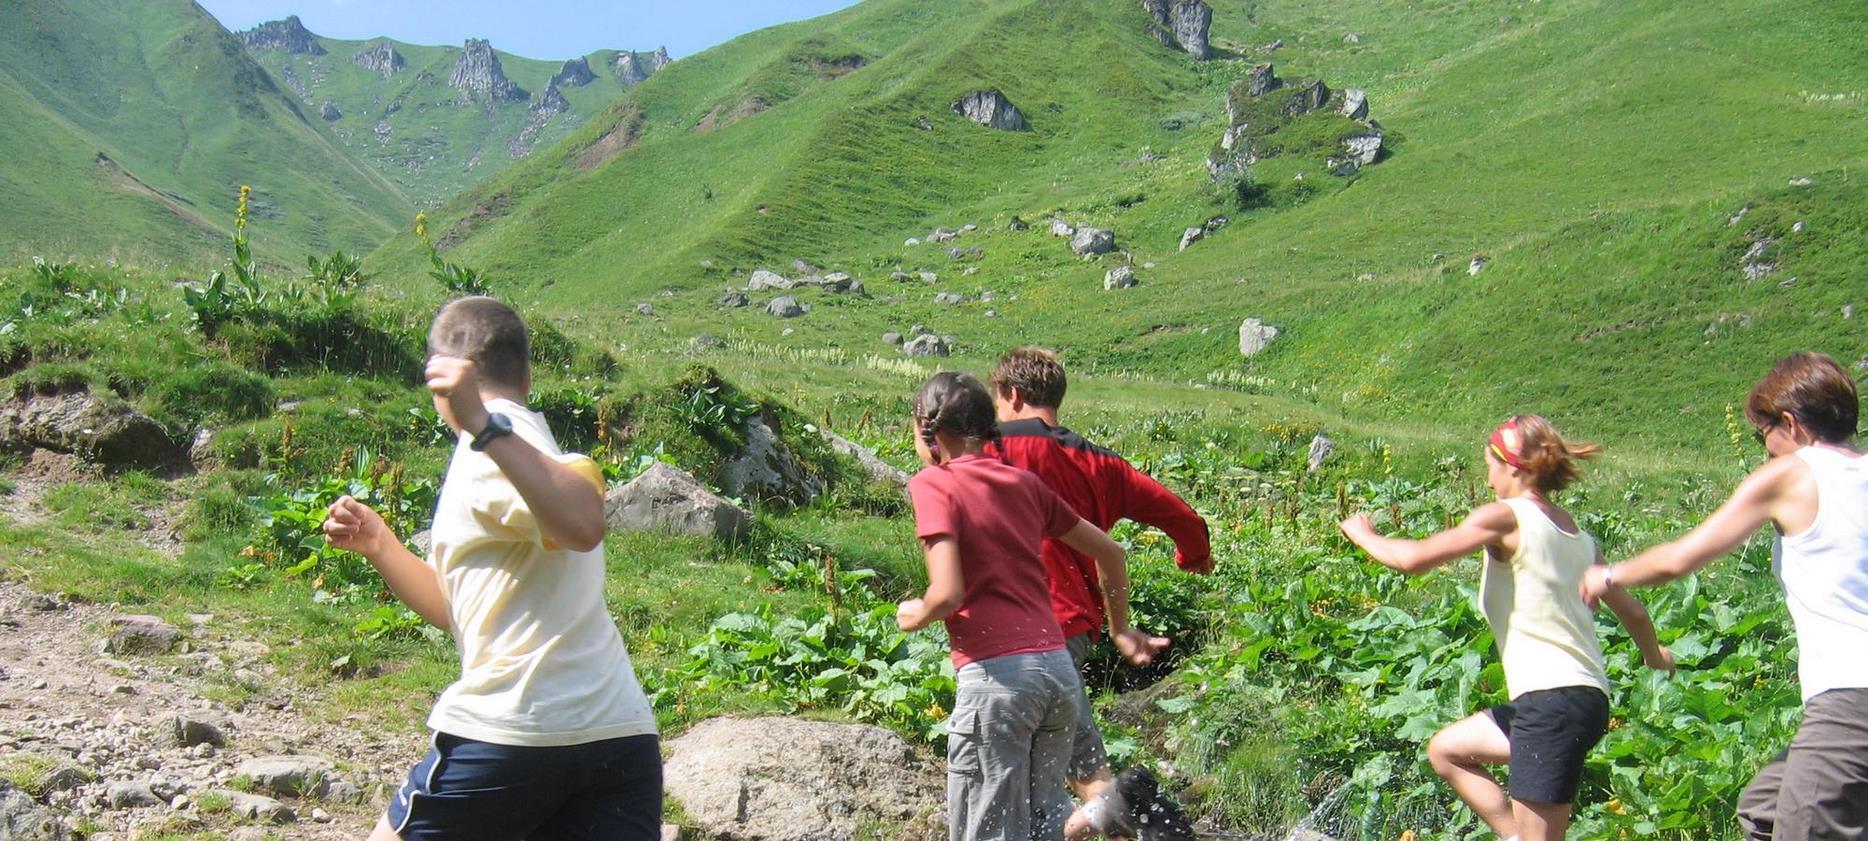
xmin=449 ymin=38 xmax=525 ymax=103
xmin=236 ymin=16 xmax=324 ymax=55
xmin=350 ymin=39 xmax=404 ymax=79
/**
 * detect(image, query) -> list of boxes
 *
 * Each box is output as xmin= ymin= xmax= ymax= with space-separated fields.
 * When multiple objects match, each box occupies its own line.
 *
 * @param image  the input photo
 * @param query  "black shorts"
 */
xmin=386 ymin=731 xmax=662 ymax=840
xmin=1487 ymin=685 xmax=1610 ymax=805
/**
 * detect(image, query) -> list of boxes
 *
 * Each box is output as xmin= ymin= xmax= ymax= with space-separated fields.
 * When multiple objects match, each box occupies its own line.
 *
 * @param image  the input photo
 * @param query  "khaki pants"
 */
xmin=1738 ymin=688 xmax=1868 ymax=840
xmin=948 ymin=648 xmax=1084 ymax=841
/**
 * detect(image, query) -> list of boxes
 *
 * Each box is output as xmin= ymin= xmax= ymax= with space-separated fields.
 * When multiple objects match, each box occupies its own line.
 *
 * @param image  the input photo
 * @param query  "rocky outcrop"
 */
xmin=605 ymin=463 xmax=751 ymax=541
xmin=723 ymin=417 xmax=824 ymax=506
xmin=820 ymin=430 xmax=910 ymax=487
xmin=1340 ymin=88 xmax=1369 ymax=120
xmin=1238 ymin=318 xmax=1279 ymax=356
xmin=318 ymin=102 xmax=342 ymax=121
xmin=1307 ymin=434 xmax=1334 ymax=473
xmin=449 ymin=39 xmax=523 ymax=103
xmin=1070 ymin=227 xmax=1117 ymax=256
xmin=1104 ymin=266 xmax=1138 ymax=290
xmin=0 ymin=389 xmax=183 ymax=469
xmin=612 ymin=47 xmax=672 ymax=86
xmin=351 ymin=40 xmax=404 ymax=78
xmin=1179 ymin=226 xmax=1205 ymax=251
xmin=663 ymin=717 xmax=941 ymax=841
xmin=1142 ymin=0 xmax=1212 ymax=60
xmin=953 ymin=90 xmax=1027 ymax=131
xmin=510 ymin=83 xmax=571 ymax=156
xmin=766 ymin=296 xmax=808 ymax=318
xmin=902 ymin=333 xmax=954 ymax=357
xmin=1210 ymin=64 xmax=1385 ymax=179
xmin=550 ymin=57 xmax=596 ymax=88
xmin=237 ymin=16 xmax=324 ymax=55
xmin=0 ymin=779 xmax=64 ymax=840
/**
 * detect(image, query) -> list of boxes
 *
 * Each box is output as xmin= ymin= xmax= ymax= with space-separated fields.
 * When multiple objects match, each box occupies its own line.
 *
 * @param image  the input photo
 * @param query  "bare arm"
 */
xmin=1058 ymin=519 xmax=1167 ymax=665
xmin=1340 ymin=502 xmax=1516 ymax=575
xmin=1601 ymin=581 xmax=1674 ymax=671
xmin=897 ymin=535 xmax=964 ymax=632
xmin=427 ymin=356 xmax=606 ymax=553
xmin=1581 ymin=456 xmax=1804 ymax=603
xmin=323 ymin=496 xmax=450 ymax=629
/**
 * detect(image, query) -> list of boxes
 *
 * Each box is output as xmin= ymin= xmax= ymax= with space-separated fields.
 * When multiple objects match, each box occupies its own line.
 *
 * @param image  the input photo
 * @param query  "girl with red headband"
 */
xmin=1340 ymin=415 xmax=1674 ymax=841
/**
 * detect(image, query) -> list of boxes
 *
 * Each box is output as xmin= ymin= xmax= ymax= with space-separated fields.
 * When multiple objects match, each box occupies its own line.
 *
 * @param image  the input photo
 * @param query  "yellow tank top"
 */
xmin=1480 ymin=497 xmax=1609 ymax=699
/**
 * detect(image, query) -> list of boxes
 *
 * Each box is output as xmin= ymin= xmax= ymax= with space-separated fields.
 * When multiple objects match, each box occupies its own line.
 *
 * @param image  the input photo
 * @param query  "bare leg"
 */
xmin=1064 ymin=767 xmax=1115 ymax=839
xmin=1070 ymin=767 xmax=1112 ymax=801
xmin=1513 ymin=799 xmax=1573 ymax=841
xmin=366 ymin=814 xmax=403 ymax=841
xmin=1427 ymin=713 xmax=1516 ymax=839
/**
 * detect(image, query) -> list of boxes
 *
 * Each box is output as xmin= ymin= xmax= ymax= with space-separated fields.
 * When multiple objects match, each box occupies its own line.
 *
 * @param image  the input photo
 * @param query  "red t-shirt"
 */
xmin=908 ymin=454 xmax=1080 ymax=667
xmin=987 ymin=419 xmax=1213 ymax=638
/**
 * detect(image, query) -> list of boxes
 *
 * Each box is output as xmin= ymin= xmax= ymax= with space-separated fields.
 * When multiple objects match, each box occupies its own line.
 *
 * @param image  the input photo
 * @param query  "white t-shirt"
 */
xmin=425 ymin=398 xmax=657 ymax=746
xmin=1480 ymin=497 xmax=1610 ymax=699
xmin=1774 ymin=446 xmax=1868 ymax=702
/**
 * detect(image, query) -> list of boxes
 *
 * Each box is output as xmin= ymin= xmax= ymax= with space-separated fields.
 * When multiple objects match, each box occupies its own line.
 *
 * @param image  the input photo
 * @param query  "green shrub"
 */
xmin=146 ymin=362 xmax=275 ymax=427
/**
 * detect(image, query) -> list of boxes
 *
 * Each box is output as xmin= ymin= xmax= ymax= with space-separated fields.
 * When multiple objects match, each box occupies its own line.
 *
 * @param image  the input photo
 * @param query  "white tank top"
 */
xmin=1773 ymin=446 xmax=1868 ymax=701
xmin=1480 ymin=497 xmax=1610 ymax=699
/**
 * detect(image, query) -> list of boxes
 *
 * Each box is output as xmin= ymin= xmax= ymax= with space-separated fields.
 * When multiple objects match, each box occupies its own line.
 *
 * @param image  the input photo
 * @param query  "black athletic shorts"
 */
xmin=1486 ymin=685 xmax=1610 ymax=805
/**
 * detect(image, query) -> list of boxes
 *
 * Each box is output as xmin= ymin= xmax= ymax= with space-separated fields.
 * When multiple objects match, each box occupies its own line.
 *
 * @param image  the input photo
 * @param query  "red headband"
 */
xmin=1489 ymin=419 xmax=1528 ymax=470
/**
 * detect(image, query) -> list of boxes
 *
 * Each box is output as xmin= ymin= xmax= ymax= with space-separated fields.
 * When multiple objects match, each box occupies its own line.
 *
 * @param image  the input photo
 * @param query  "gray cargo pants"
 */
xmin=948 ymin=648 xmax=1084 ymax=841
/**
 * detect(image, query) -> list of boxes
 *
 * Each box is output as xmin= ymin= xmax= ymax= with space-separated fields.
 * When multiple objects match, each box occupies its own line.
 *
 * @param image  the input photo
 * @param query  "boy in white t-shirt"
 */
xmin=324 ymin=296 xmax=660 ymax=840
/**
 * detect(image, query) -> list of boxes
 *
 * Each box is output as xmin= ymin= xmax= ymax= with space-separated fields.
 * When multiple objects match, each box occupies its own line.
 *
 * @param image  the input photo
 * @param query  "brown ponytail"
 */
xmin=913 ymin=372 xmax=1001 ymax=461
xmin=1506 ymin=414 xmax=1599 ymax=493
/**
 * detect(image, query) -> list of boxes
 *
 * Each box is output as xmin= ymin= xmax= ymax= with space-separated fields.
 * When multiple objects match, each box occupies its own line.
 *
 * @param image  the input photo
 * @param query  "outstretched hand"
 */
xmin=1112 ymin=627 xmax=1170 ymax=667
xmin=1645 ymin=644 xmax=1676 ymax=675
xmin=1338 ymin=512 xmax=1377 ymax=543
xmin=322 ymin=495 xmax=395 ymax=558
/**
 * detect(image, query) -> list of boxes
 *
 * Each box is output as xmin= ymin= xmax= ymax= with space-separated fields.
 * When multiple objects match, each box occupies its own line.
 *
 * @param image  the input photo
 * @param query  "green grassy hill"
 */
xmin=235 ymin=17 xmax=666 ymax=205
xmin=0 ymin=0 xmax=412 ymax=268
xmin=378 ymin=0 xmax=1867 ymax=457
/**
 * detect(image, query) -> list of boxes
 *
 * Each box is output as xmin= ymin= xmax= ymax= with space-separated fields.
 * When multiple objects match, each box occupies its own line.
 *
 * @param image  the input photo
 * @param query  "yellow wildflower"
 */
xmin=1606 ymin=797 xmax=1628 ymax=815
xmin=1399 ymin=831 xmax=1418 ymax=841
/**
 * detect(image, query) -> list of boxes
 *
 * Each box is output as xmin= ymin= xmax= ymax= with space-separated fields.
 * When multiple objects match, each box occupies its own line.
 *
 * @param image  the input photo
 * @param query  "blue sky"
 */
xmin=197 ymin=0 xmax=863 ymax=61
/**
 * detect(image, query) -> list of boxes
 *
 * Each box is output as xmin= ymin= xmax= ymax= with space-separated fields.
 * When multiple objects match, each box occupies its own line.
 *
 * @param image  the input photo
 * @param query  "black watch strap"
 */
xmin=469 ymin=412 xmax=514 ymax=451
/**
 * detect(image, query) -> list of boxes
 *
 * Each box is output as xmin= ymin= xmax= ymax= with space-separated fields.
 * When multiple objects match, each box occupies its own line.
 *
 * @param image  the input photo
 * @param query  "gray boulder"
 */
xmin=928 ymin=228 xmax=958 ymax=243
xmin=0 ymin=780 xmax=64 ymax=840
xmin=664 ymin=717 xmax=940 ymax=841
xmin=551 ymin=57 xmax=596 ymax=88
xmin=1468 ymin=257 xmax=1489 ymax=276
xmin=934 ymin=292 xmax=967 ymax=306
xmin=1008 ymin=216 xmax=1030 ymax=231
xmin=171 ymin=715 xmax=227 ymax=748
xmin=718 ymin=291 xmax=750 ymax=308
xmin=1104 ymin=266 xmax=1138 ymax=290
xmin=881 ymin=332 xmax=903 ymax=346
xmin=1049 ymin=218 xmax=1076 ymax=237
xmin=1070 ymin=227 xmax=1117 ymax=256
xmin=766 ymin=296 xmax=808 ymax=318
xmin=820 ymin=430 xmax=910 ymax=487
xmin=918 ymin=271 xmax=939 ymax=284
xmin=0 ymin=390 xmax=182 ymax=469
xmin=1238 ymin=318 xmax=1280 ymax=357
xmin=1178 ymin=226 xmax=1205 ymax=251
xmin=1246 ymin=63 xmax=1280 ymax=97
xmin=235 ymin=755 xmax=334 ymax=798
xmin=747 ymin=270 xmax=791 ymax=291
xmin=1285 ymin=80 xmax=1330 ymax=116
xmin=1170 ymin=0 xmax=1213 ymax=59
xmin=1342 ymin=133 xmax=1383 ymax=165
xmin=448 ymin=38 xmax=523 ymax=103
xmin=1307 ymin=435 xmax=1334 ymax=473
xmin=352 ymin=40 xmax=405 ymax=78
xmin=821 ymin=272 xmax=856 ymax=293
xmin=105 ymin=616 xmax=181 ymax=656
xmin=605 ymin=463 xmax=751 ymax=541
xmin=635 ymin=303 xmax=655 ymax=316
xmin=902 ymin=334 xmax=953 ymax=357
xmin=723 ymin=417 xmax=823 ymax=507
xmin=106 ymin=781 xmax=163 ymax=809
xmin=952 ymin=90 xmax=1028 ymax=131
xmin=221 ymin=791 xmax=295 ymax=824
xmin=1340 ymin=88 xmax=1369 ymax=120
xmin=318 ymin=102 xmax=342 ymax=121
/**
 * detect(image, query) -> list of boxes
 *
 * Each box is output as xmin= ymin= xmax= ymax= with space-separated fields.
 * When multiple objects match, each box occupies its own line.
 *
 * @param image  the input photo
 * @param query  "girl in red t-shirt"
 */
xmin=896 ymin=372 xmax=1144 ymax=841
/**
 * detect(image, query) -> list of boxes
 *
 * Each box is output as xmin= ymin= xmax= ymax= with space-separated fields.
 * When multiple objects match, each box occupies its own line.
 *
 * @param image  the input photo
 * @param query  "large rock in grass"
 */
xmin=0 ymin=780 xmax=64 ymax=840
xmin=1070 ymin=227 xmax=1117 ymax=256
xmin=664 ymin=717 xmax=940 ymax=841
xmin=0 ymin=389 xmax=183 ymax=469
xmin=605 ymin=463 xmax=751 ymax=541
xmin=106 ymin=615 xmax=182 ymax=655
xmin=820 ymin=430 xmax=910 ymax=487
xmin=723 ymin=417 xmax=823 ymax=507
xmin=952 ymin=90 xmax=1027 ymax=131
xmin=235 ymin=755 xmax=334 ymax=798
xmin=1170 ymin=1 xmax=1213 ymax=59
xmin=1238 ymin=318 xmax=1280 ymax=357
xmin=766 ymin=296 xmax=808 ymax=318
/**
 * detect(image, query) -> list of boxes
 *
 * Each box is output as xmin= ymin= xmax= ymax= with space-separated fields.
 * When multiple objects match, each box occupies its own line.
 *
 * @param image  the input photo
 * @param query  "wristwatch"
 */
xmin=469 ymin=412 xmax=514 ymax=451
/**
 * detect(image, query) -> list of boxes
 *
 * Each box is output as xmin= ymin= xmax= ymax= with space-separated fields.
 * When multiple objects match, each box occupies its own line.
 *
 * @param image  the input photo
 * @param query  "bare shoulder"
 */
xmin=1465 ymin=500 xmax=1518 ymax=529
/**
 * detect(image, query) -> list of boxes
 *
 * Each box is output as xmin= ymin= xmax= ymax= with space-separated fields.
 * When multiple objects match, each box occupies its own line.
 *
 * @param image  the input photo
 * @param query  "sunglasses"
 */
xmin=1752 ymin=424 xmax=1775 ymax=446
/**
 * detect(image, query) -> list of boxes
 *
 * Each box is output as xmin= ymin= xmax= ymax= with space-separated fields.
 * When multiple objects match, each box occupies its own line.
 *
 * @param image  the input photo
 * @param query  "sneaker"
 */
xmin=1098 ymin=767 xmax=1196 ymax=841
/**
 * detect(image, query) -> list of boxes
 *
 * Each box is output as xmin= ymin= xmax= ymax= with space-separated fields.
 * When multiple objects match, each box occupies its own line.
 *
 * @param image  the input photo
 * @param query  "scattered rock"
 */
xmin=1205 ymin=216 xmax=1229 ymax=232
xmin=914 ymin=115 xmax=933 ymax=131
xmin=0 ymin=780 xmax=64 ymax=840
xmin=952 ymin=90 xmax=1028 ymax=131
xmin=105 ymin=781 xmax=162 ymax=810
xmin=0 ymin=390 xmax=183 ymax=470
xmin=222 ymin=791 xmax=294 ymax=824
xmin=1307 ymin=435 xmax=1334 ymax=473
xmin=1788 ymin=176 xmax=1813 ymax=187
xmin=1238 ymin=318 xmax=1280 ymax=357
xmin=351 ymin=39 xmax=405 ymax=78
xmin=1178 ymin=226 xmax=1205 ymax=251
xmin=820 ymin=431 xmax=910 ymax=487
xmin=961 ymin=223 xmax=978 ymax=232
xmin=1344 ymin=32 xmax=1361 ymax=44
xmin=1070 ymin=227 xmax=1117 ymax=256
xmin=723 ymin=417 xmax=823 ymax=507
xmin=903 ymin=237 xmax=920 ymax=246
xmin=104 ymin=616 xmax=181 ymax=656
xmin=718 ymin=291 xmax=750 ymax=309
xmin=1793 ymin=220 xmax=1805 ymax=233
xmin=235 ymin=755 xmax=333 ymax=799
xmin=1286 ymin=80 xmax=1330 ymax=116
xmin=1468 ymin=257 xmax=1489 ymax=276
xmin=1741 ymin=238 xmax=1778 ymax=280
xmin=928 ymin=228 xmax=958 ymax=243
xmin=690 ymin=335 xmax=727 ymax=351
xmin=663 ymin=717 xmax=940 ymax=841
xmin=1049 ymin=218 xmax=1076 ymax=237
xmin=605 ymin=463 xmax=751 ymax=541
xmin=881 ymin=332 xmax=904 ymax=346
xmin=748 ymin=270 xmax=792 ymax=291
xmin=171 ymin=716 xmax=226 ymax=748
xmin=1008 ymin=216 xmax=1030 ymax=231
xmin=318 ymin=102 xmax=342 ymax=122
xmin=1341 ymin=133 xmax=1383 ymax=166
xmin=765 ymin=296 xmax=808 ymax=318
xmin=918 ymin=271 xmax=939 ymax=284
xmin=902 ymin=334 xmax=954 ymax=357
xmin=1246 ymin=63 xmax=1280 ymax=97
xmin=934 ymin=292 xmax=967 ymax=306
xmin=792 ymin=259 xmax=822 ymax=275
xmin=1262 ymin=39 xmax=1285 ymax=53
xmin=1170 ymin=0 xmax=1213 ymax=59
xmin=1729 ymin=206 xmax=1750 ymax=225
xmin=634 ymin=303 xmax=655 ymax=316
xmin=1340 ymin=88 xmax=1368 ymax=120
xmin=1104 ymin=266 xmax=1138 ymax=290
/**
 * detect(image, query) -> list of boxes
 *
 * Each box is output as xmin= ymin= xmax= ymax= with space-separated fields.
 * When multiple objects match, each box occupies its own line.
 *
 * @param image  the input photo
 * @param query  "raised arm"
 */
xmin=1058 ymin=519 xmax=1168 ymax=665
xmin=1340 ymin=502 xmax=1517 ymax=575
xmin=427 ymin=356 xmax=606 ymax=552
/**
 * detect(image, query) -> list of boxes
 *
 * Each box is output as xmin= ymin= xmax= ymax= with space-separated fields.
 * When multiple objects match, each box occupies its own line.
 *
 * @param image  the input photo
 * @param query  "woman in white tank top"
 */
xmin=1343 ymin=415 xmax=1674 ymax=841
xmin=1584 ymin=352 xmax=1868 ymax=840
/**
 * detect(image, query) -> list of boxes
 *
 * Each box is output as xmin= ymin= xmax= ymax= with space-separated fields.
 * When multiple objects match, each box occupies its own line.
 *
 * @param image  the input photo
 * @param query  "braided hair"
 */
xmin=914 ymin=372 xmax=1002 ymax=462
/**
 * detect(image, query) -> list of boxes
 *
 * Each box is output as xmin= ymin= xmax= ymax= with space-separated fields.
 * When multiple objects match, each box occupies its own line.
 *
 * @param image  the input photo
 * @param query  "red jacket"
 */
xmin=987 ymin=418 xmax=1212 ymax=639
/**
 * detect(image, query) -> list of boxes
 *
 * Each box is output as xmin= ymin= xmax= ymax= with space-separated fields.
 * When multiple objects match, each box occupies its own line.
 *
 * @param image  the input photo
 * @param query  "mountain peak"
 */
xmin=237 ymin=15 xmax=325 ymax=55
xmin=449 ymin=38 xmax=524 ymax=103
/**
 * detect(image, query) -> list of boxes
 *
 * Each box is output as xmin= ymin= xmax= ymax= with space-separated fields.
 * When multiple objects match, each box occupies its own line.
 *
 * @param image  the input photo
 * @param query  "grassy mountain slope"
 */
xmin=0 ymin=0 xmax=411 ymax=267
xmin=239 ymin=29 xmax=660 ymax=204
xmin=382 ymin=0 xmax=1866 ymax=457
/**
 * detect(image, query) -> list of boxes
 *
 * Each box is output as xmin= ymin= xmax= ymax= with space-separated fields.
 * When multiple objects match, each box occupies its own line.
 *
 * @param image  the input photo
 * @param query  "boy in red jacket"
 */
xmin=986 ymin=347 xmax=1211 ymax=839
